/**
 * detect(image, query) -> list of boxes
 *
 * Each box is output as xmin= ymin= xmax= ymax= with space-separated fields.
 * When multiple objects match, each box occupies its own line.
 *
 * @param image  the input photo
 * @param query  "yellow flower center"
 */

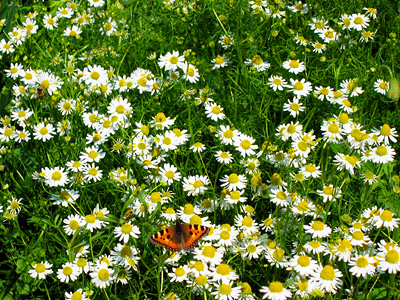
xmin=240 ymin=139 xmax=251 ymax=149
xmin=380 ymin=210 xmax=392 ymax=222
xmin=85 ymin=214 xmax=96 ymax=223
xmin=98 ymin=268 xmax=110 ymax=281
xmin=202 ymin=246 xmax=216 ymax=258
xmin=121 ymin=223 xmax=133 ymax=234
xmin=312 ymin=221 xmax=324 ymax=231
xmin=63 ymin=266 xmax=73 ymax=276
xmin=320 ymin=265 xmax=335 ymax=281
xmin=91 ymin=71 xmax=100 ymax=80
xmin=40 ymin=127 xmax=49 ymax=135
xmin=289 ymin=60 xmax=300 ymax=68
xmin=386 ymin=249 xmax=400 ymax=264
xmin=294 ymin=82 xmax=304 ymax=91
xmin=269 ymin=281 xmax=283 ymax=293
xmin=35 ymin=263 xmax=46 ymax=273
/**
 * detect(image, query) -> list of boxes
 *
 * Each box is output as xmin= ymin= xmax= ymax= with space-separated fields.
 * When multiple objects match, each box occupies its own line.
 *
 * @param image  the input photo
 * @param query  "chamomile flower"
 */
xmin=156 ymin=131 xmax=179 ymax=152
xmin=374 ymin=79 xmax=389 ymax=95
xmin=58 ymin=99 xmax=76 ymax=115
xmin=29 ymin=261 xmax=53 ymax=279
xmin=151 ymin=112 xmax=175 ymax=130
xmin=373 ymin=209 xmax=399 ymax=231
xmin=340 ymin=79 xmax=364 ymax=97
xmin=66 ymin=160 xmax=86 ymax=172
xmin=220 ymin=173 xmax=247 ymax=191
xmin=287 ymin=78 xmax=313 ymax=99
xmin=377 ymin=245 xmax=400 ymax=274
xmin=114 ymin=222 xmax=141 ymax=243
xmin=317 ymin=185 xmax=341 ymax=202
xmin=214 ymin=225 xmax=239 ymax=247
xmin=65 ymin=289 xmax=88 ymax=300
xmin=182 ymin=63 xmax=200 ymax=83
xmin=267 ymin=75 xmax=288 ymax=91
xmin=309 ymin=17 xmax=328 ymax=32
xmin=350 ymin=13 xmax=370 ymax=31
xmin=210 ymin=263 xmax=240 ymax=283
xmin=100 ymin=17 xmax=117 ymax=36
xmin=42 ymin=166 xmax=69 ymax=187
xmin=159 ymin=163 xmax=181 ymax=185
xmin=215 ymin=150 xmax=233 ymax=164
xmin=15 ymin=128 xmax=31 ymax=143
xmin=33 ymin=122 xmax=55 ymax=141
xmin=348 ymin=254 xmax=376 ymax=278
xmin=216 ymin=125 xmax=240 ymax=145
xmin=304 ymin=240 xmax=326 ymax=255
xmin=205 ymin=102 xmax=225 ymax=121
xmin=219 ymin=34 xmax=234 ymax=49
xmin=82 ymin=163 xmax=103 ymax=182
xmin=283 ymin=98 xmax=305 ymax=117
xmin=312 ymin=41 xmax=326 ymax=53
xmin=360 ymin=30 xmax=375 ymax=43
xmin=56 ymin=7 xmax=74 ymax=18
xmin=11 ymin=107 xmax=33 ymax=123
xmin=333 ymin=153 xmax=361 ymax=175
xmin=64 ymin=25 xmax=82 ymax=37
xmin=282 ymin=59 xmax=306 ymax=74
xmin=63 ymin=214 xmax=85 ymax=236
xmin=7 ymin=197 xmax=23 ymax=214
xmin=191 ymin=142 xmax=206 ymax=153
xmin=107 ymin=97 xmax=132 ymax=122
xmin=234 ymin=215 xmax=259 ymax=236
xmin=57 ymin=262 xmax=80 ymax=283
xmin=5 ymin=63 xmax=24 ymax=79
xmin=345 ymin=230 xmax=370 ymax=247
xmin=234 ymin=134 xmax=258 ymax=157
xmin=212 ymin=55 xmax=229 ymax=69
xmin=363 ymin=7 xmax=377 ymax=18
xmin=269 ymin=189 xmax=291 ymax=207
xmin=243 ymin=241 xmax=264 ymax=260
xmin=43 ymin=14 xmax=59 ymax=30
xmin=82 ymin=65 xmax=108 ymax=87
xmin=314 ymin=86 xmax=334 ymax=101
xmin=288 ymin=1 xmax=308 ymax=13
xmin=374 ymin=124 xmax=398 ymax=144
xmin=0 ymin=35 xmax=16 ymax=53
xmin=158 ymin=51 xmax=186 ymax=71
xmin=318 ymin=27 xmax=338 ymax=43
xmin=245 ymin=55 xmax=270 ymax=72
xmin=130 ymin=68 xmax=154 ymax=94
xmin=90 ymin=262 xmax=115 ymax=288
xmin=310 ymin=265 xmax=343 ymax=294
xmin=168 ymin=265 xmax=190 ymax=282
xmin=260 ymin=281 xmax=292 ymax=300
xmin=369 ymin=145 xmax=396 ymax=164
xmin=0 ymin=126 xmax=16 ymax=142
xmin=304 ymin=220 xmax=332 ymax=238
xmin=80 ymin=146 xmax=106 ymax=163
xmin=320 ymin=119 xmax=343 ymax=143
xmin=300 ymin=164 xmax=322 ymax=178
xmin=338 ymin=13 xmax=352 ymax=29
xmin=287 ymin=254 xmax=319 ymax=276
xmin=193 ymin=245 xmax=224 ymax=266
xmin=182 ymin=175 xmax=210 ymax=197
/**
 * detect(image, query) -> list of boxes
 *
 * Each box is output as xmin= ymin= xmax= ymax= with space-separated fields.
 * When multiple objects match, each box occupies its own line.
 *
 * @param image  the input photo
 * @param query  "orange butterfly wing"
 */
xmin=181 ymin=223 xmax=210 ymax=251
xmin=149 ymin=225 xmax=182 ymax=252
xmin=149 ymin=220 xmax=209 ymax=252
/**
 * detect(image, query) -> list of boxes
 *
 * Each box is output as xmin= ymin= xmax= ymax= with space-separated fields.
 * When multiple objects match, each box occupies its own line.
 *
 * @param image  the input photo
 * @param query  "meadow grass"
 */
xmin=0 ymin=0 xmax=400 ymax=299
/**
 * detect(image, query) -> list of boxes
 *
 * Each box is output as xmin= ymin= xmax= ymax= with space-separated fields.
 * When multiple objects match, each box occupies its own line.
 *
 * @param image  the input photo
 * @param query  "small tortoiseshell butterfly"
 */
xmin=149 ymin=219 xmax=209 ymax=252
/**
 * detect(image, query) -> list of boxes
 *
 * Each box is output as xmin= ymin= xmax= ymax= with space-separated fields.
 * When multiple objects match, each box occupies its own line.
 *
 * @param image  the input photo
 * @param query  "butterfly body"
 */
xmin=149 ymin=219 xmax=209 ymax=252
